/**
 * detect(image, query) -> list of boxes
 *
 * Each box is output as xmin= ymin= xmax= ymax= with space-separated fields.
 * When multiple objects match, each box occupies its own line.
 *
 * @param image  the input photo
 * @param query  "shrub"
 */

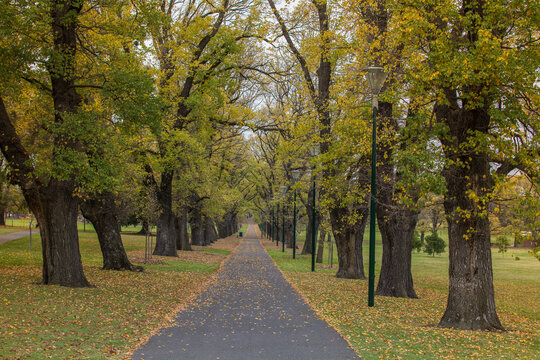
xmin=424 ymin=232 xmax=445 ymax=256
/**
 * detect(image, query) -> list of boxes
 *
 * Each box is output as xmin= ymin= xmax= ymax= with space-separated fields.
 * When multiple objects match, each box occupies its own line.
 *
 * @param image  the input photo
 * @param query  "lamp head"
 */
xmin=280 ymin=185 xmax=288 ymax=197
xmin=291 ymin=169 xmax=300 ymax=182
xmin=366 ymin=66 xmax=388 ymax=95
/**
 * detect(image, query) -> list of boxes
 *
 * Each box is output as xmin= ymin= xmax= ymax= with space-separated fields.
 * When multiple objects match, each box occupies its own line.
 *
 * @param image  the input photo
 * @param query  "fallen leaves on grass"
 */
xmin=281 ymin=271 xmax=539 ymax=360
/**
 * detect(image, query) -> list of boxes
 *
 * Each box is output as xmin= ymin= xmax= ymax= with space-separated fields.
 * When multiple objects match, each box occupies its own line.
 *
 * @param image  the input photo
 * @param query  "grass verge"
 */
xmin=0 ymin=232 xmax=239 ymax=359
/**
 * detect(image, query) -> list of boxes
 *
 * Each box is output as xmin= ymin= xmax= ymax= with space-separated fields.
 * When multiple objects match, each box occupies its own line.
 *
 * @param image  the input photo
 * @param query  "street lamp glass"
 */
xmin=281 ymin=185 xmax=288 ymax=197
xmin=366 ymin=67 xmax=388 ymax=95
xmin=309 ymin=143 xmax=320 ymax=157
xmin=291 ymin=170 xmax=300 ymax=182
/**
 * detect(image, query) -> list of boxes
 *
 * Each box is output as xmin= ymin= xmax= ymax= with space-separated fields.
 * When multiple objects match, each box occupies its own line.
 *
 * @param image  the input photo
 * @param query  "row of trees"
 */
xmin=249 ymin=0 xmax=538 ymax=332
xmin=0 ymin=0 xmax=537 ymax=332
xmin=0 ymin=0 xmax=258 ymax=285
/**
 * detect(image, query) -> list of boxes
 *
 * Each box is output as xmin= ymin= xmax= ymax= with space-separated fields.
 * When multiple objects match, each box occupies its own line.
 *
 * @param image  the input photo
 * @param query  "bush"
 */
xmin=424 ymin=232 xmax=445 ymax=256
xmin=496 ymin=235 xmax=511 ymax=255
xmin=412 ymin=231 xmax=423 ymax=253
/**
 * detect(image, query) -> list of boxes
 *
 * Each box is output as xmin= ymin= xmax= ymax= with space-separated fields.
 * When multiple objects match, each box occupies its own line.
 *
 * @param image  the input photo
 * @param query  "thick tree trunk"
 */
xmin=376 ymin=205 xmax=418 ymax=298
xmin=153 ymin=172 xmax=177 ymax=256
xmin=330 ymin=206 xmax=362 ymax=279
xmin=285 ymin=217 xmax=294 ymax=248
xmin=374 ymin=102 xmax=418 ymax=298
xmin=354 ymin=214 xmax=368 ymax=279
xmin=301 ymin=188 xmax=320 ymax=255
xmin=37 ymin=182 xmax=90 ymax=287
xmin=217 ymin=217 xmax=229 ymax=238
xmin=203 ymin=218 xmax=218 ymax=244
xmin=316 ymin=226 xmax=326 ymax=263
xmin=436 ymin=103 xmax=503 ymax=330
xmin=80 ymin=192 xmax=140 ymax=271
xmin=0 ymin=208 xmax=5 ymax=226
xmin=175 ymin=211 xmax=191 ymax=251
xmin=190 ymin=208 xmax=204 ymax=246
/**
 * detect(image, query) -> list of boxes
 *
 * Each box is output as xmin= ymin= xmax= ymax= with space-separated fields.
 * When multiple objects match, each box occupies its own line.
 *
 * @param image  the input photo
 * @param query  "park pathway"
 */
xmin=132 ymin=223 xmax=359 ymax=360
xmin=0 ymin=229 xmax=38 ymax=245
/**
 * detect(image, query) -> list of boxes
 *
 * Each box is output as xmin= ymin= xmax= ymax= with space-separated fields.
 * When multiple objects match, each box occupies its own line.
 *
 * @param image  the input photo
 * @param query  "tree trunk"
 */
xmin=80 ymin=192 xmax=141 ymax=271
xmin=137 ymin=219 xmax=149 ymax=235
xmin=330 ymin=206 xmax=362 ymax=279
xmin=436 ymin=102 xmax=503 ymax=330
xmin=376 ymin=205 xmax=418 ymax=298
xmin=316 ymin=225 xmax=326 ymax=263
xmin=190 ymin=208 xmax=204 ymax=246
xmin=153 ymin=172 xmax=177 ymax=256
xmin=203 ymin=217 xmax=217 ymax=245
xmin=0 ymin=207 xmax=5 ymax=226
xmin=175 ymin=211 xmax=191 ymax=251
xmin=354 ymin=213 xmax=368 ymax=279
xmin=36 ymin=182 xmax=90 ymax=287
xmin=217 ymin=217 xmax=229 ymax=238
xmin=373 ymin=102 xmax=418 ymax=298
xmin=302 ymin=188 xmax=320 ymax=255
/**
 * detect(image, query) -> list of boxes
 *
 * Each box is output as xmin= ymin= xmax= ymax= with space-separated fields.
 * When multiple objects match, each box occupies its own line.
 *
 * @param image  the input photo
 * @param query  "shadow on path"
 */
xmin=132 ymin=224 xmax=359 ymax=360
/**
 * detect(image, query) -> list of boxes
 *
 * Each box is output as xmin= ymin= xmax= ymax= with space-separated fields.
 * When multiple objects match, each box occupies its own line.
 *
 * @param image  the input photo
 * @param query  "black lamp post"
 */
xmin=281 ymin=185 xmax=287 ymax=252
xmin=309 ymin=144 xmax=320 ymax=272
xmin=291 ymin=170 xmax=300 ymax=259
xmin=366 ymin=66 xmax=388 ymax=307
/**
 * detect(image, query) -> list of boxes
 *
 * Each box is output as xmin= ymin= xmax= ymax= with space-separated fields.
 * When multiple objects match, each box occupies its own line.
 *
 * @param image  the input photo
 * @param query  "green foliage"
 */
xmin=412 ymin=231 xmax=423 ymax=253
xmin=496 ymin=235 xmax=511 ymax=255
xmin=424 ymin=232 xmax=445 ymax=256
xmin=530 ymin=247 xmax=540 ymax=261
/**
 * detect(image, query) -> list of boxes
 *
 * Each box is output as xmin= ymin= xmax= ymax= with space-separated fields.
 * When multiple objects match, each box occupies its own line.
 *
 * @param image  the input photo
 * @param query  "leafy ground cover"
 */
xmin=261 ymin=235 xmax=540 ymax=359
xmin=0 ymin=230 xmax=240 ymax=359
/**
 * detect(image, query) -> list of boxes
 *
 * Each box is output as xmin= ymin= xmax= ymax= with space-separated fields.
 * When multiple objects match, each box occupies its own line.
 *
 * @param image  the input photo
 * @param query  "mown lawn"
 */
xmin=0 ymin=230 xmax=237 ymax=359
xmin=262 ymin=233 xmax=540 ymax=359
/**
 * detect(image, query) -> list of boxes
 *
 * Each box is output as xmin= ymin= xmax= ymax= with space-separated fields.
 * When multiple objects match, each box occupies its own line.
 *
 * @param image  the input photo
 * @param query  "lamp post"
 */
xmin=271 ymin=197 xmax=275 ymax=244
xmin=309 ymin=144 xmax=320 ymax=272
xmin=366 ymin=66 xmax=388 ymax=307
xmin=281 ymin=185 xmax=287 ymax=252
xmin=291 ymin=170 xmax=300 ymax=259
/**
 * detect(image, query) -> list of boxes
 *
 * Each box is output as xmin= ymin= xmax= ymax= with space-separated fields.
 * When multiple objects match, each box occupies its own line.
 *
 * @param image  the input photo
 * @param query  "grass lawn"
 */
xmin=0 ymin=230 xmax=239 ymax=359
xmin=261 ymin=232 xmax=540 ymax=359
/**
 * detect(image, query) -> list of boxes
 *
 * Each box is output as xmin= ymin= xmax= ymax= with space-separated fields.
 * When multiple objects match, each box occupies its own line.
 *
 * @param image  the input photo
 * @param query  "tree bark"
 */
xmin=190 ymin=207 xmax=204 ymax=246
xmin=330 ymin=206 xmax=363 ymax=279
xmin=80 ymin=192 xmax=141 ymax=271
xmin=354 ymin=212 xmax=368 ymax=279
xmin=0 ymin=208 xmax=5 ymax=226
xmin=316 ymin=225 xmax=326 ymax=263
xmin=36 ymin=181 xmax=90 ymax=287
xmin=302 ymin=187 xmax=320 ymax=255
xmin=376 ymin=204 xmax=418 ymax=298
xmin=175 ymin=210 xmax=191 ymax=251
xmin=375 ymin=101 xmax=418 ymax=298
xmin=436 ymin=100 xmax=503 ymax=330
xmin=153 ymin=171 xmax=178 ymax=256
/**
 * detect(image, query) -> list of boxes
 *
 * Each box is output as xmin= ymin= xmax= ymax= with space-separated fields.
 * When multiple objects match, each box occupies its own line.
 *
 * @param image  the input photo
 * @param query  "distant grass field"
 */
xmin=262 ymin=228 xmax=540 ymax=359
xmin=0 ymin=229 xmax=232 ymax=359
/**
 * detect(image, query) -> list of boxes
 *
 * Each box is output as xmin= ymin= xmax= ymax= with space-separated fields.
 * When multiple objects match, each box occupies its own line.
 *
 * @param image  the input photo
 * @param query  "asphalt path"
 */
xmin=0 ymin=229 xmax=38 ymax=245
xmin=132 ymin=223 xmax=359 ymax=360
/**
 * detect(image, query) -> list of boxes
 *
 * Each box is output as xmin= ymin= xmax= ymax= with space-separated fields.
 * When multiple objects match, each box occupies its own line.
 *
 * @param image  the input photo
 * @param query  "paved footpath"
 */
xmin=0 ymin=229 xmax=38 ymax=245
xmin=132 ymin=224 xmax=359 ymax=360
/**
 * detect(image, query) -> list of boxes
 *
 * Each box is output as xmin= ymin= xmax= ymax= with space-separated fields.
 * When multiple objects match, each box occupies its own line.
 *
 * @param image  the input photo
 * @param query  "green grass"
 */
xmin=266 ymin=230 xmax=540 ymax=359
xmin=0 ymin=229 xmax=223 ymax=359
